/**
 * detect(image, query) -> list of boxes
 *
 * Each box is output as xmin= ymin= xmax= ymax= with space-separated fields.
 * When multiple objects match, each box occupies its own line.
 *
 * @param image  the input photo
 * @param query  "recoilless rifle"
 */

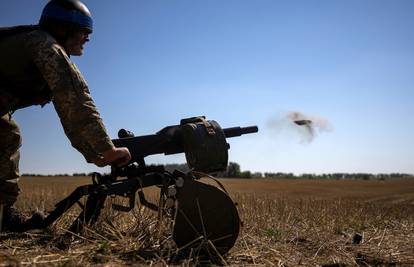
xmin=37 ymin=116 xmax=258 ymax=258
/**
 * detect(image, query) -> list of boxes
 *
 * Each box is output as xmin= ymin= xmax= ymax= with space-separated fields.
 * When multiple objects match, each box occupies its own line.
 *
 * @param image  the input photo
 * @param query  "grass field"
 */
xmin=1 ymin=176 xmax=414 ymax=266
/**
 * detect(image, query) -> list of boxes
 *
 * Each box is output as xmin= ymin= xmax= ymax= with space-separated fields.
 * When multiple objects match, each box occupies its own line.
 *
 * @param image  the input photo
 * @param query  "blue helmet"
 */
xmin=39 ymin=0 xmax=93 ymax=33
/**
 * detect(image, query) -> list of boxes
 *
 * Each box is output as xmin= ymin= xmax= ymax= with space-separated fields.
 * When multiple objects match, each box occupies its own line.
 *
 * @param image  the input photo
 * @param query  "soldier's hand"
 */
xmin=96 ymin=147 xmax=131 ymax=167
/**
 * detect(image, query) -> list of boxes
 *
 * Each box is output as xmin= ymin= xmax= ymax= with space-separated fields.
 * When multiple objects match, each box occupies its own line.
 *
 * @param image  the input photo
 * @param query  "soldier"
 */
xmin=0 ymin=0 xmax=131 ymax=232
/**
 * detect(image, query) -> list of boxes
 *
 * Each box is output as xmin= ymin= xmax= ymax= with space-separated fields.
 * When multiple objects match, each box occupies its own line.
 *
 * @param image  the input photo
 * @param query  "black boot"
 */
xmin=1 ymin=207 xmax=45 ymax=232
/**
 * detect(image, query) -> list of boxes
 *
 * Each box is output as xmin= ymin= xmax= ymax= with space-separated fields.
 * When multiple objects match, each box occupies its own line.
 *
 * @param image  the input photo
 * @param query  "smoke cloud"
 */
xmin=267 ymin=111 xmax=333 ymax=143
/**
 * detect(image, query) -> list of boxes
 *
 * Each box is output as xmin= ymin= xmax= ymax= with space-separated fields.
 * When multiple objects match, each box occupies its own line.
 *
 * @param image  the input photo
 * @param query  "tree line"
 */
xmin=22 ymin=162 xmax=413 ymax=180
xmin=223 ymin=162 xmax=413 ymax=180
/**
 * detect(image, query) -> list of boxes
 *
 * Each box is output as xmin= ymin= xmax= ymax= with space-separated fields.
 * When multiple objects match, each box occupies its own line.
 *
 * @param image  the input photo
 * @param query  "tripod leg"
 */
xmin=67 ymin=193 xmax=107 ymax=234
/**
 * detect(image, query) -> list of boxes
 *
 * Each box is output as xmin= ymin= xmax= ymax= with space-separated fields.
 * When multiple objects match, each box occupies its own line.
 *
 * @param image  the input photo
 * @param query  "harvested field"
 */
xmin=1 ymin=176 xmax=414 ymax=266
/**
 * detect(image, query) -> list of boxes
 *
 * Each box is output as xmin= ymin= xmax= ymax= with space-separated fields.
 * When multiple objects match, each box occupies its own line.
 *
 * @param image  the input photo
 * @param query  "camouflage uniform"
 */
xmin=0 ymin=26 xmax=114 ymax=207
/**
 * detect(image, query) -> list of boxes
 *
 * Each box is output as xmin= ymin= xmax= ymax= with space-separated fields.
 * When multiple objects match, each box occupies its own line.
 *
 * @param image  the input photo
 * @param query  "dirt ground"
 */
xmin=1 ymin=176 xmax=413 ymax=266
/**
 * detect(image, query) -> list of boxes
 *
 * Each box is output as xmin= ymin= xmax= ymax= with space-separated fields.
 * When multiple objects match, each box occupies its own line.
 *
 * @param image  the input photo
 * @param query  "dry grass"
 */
xmin=1 ymin=176 xmax=414 ymax=266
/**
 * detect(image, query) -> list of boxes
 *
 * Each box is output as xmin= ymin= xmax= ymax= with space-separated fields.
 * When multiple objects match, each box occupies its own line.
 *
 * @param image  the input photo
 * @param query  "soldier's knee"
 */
xmin=0 ymin=116 xmax=22 ymax=181
xmin=0 ymin=180 xmax=20 ymax=207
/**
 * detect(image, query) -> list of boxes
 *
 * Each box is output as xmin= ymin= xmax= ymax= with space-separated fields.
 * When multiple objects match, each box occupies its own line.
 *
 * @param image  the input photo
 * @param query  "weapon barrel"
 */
xmin=113 ymin=123 xmax=258 ymax=162
xmin=223 ymin=126 xmax=258 ymax=138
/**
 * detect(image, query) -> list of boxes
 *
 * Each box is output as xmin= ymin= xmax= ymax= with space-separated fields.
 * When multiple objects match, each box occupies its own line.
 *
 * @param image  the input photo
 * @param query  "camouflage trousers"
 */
xmin=0 ymin=114 xmax=21 ymax=207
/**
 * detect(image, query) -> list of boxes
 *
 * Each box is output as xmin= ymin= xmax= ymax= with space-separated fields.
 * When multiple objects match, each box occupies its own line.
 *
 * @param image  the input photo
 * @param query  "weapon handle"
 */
xmin=223 ymin=126 xmax=258 ymax=138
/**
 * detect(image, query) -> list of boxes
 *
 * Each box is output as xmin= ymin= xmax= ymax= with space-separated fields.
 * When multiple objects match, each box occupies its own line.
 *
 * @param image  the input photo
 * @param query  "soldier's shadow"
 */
xmin=120 ymin=249 xmax=159 ymax=262
xmin=120 ymin=248 xmax=224 ymax=266
xmin=0 ymin=229 xmax=54 ymax=246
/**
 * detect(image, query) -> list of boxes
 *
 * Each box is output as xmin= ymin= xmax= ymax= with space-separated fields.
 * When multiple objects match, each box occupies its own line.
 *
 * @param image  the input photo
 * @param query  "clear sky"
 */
xmin=1 ymin=0 xmax=414 ymax=175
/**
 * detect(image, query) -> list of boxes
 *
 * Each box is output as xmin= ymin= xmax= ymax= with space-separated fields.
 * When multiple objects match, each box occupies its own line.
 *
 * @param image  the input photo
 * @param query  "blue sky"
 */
xmin=1 ymin=0 xmax=414 ymax=175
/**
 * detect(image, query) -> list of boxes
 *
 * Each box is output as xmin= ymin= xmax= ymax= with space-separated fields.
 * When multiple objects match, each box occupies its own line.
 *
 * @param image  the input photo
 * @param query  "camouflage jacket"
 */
xmin=0 ymin=26 xmax=114 ymax=163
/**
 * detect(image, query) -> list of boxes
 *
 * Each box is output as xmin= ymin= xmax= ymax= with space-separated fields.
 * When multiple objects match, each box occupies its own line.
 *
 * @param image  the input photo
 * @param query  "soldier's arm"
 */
xmin=25 ymin=30 xmax=123 ymax=165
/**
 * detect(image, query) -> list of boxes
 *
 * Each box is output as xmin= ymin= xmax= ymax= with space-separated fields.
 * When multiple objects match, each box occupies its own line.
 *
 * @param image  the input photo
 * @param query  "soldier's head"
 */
xmin=39 ymin=0 xmax=93 ymax=56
